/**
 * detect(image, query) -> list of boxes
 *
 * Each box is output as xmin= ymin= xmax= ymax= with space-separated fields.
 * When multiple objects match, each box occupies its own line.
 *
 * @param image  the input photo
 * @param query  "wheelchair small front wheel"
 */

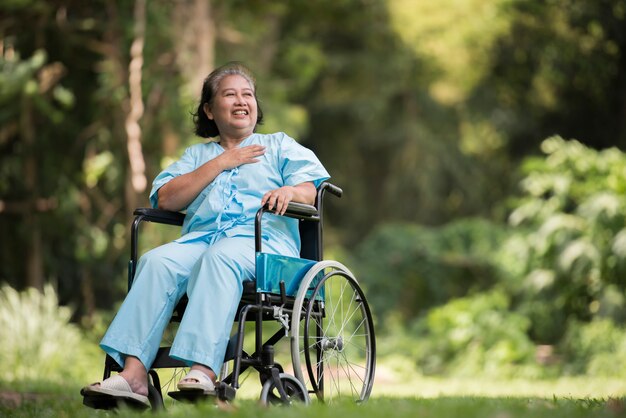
xmin=259 ymin=373 xmax=310 ymax=406
xmin=291 ymin=261 xmax=376 ymax=404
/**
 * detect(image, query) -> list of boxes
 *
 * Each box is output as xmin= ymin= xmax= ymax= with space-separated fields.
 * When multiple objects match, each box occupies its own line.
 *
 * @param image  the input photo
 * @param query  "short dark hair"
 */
xmin=193 ymin=62 xmax=264 ymax=138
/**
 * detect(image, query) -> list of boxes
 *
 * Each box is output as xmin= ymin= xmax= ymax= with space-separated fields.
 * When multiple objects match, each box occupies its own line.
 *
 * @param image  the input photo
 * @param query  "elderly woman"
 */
xmin=82 ymin=62 xmax=330 ymax=406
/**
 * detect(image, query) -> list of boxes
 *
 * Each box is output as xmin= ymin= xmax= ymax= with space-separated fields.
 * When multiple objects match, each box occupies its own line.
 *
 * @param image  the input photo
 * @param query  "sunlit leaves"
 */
xmin=505 ymin=136 xmax=626 ymax=341
xmin=0 ymin=50 xmax=46 ymax=109
xmin=386 ymin=0 xmax=515 ymax=105
xmin=83 ymin=151 xmax=113 ymax=189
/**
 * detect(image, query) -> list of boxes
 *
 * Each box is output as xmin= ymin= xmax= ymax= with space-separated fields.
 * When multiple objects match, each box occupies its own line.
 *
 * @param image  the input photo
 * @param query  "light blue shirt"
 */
xmin=149 ymin=132 xmax=330 ymax=256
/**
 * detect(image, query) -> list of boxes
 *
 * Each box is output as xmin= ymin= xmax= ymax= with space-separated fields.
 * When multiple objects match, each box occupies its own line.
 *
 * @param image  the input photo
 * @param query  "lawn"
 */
xmin=2 ymin=373 xmax=625 ymax=418
xmin=1 ymin=392 xmax=624 ymax=418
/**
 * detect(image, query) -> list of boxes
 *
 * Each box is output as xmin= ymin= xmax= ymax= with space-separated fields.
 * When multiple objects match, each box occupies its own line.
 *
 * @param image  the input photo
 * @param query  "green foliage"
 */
xmin=2 ymin=1 xmax=626 ymax=385
xmin=470 ymin=0 xmax=626 ymax=154
xmin=368 ymin=138 xmax=626 ymax=378
xmin=560 ymin=319 xmax=626 ymax=377
xmin=387 ymin=0 xmax=515 ymax=105
xmin=0 ymin=285 xmax=99 ymax=384
xmin=409 ymin=289 xmax=538 ymax=377
xmin=354 ymin=218 xmax=507 ymax=321
xmin=506 ymin=136 xmax=626 ymax=342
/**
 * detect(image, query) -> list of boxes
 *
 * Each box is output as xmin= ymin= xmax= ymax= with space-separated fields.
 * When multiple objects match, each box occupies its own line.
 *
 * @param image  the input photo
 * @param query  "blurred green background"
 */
xmin=2 ymin=0 xmax=626 ymax=393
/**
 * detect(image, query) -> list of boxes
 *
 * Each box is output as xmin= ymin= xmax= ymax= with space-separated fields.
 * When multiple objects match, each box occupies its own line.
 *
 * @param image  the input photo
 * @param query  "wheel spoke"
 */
xmin=335 ymin=296 xmax=362 ymax=337
xmin=337 ymin=353 xmax=360 ymax=397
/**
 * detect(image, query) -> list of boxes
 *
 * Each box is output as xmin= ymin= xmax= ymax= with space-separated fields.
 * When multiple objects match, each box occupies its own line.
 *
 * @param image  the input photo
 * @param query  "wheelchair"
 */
xmin=83 ymin=182 xmax=376 ymax=410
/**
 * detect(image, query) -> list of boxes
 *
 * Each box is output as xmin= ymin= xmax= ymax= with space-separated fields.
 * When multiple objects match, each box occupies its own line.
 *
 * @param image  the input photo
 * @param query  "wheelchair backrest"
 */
xmin=298 ymin=182 xmax=341 ymax=262
xmin=299 ymin=220 xmax=321 ymax=261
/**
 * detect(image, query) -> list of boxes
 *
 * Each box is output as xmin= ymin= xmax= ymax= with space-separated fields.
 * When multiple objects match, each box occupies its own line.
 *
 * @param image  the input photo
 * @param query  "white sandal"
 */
xmin=177 ymin=369 xmax=216 ymax=394
xmin=81 ymin=375 xmax=150 ymax=407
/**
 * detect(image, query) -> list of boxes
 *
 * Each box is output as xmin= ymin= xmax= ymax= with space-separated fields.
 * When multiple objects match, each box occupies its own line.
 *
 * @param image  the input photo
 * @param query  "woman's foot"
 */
xmin=87 ymin=355 xmax=148 ymax=396
xmin=117 ymin=370 xmax=148 ymax=397
xmin=81 ymin=374 xmax=150 ymax=408
xmin=178 ymin=365 xmax=217 ymax=393
xmin=117 ymin=356 xmax=149 ymax=397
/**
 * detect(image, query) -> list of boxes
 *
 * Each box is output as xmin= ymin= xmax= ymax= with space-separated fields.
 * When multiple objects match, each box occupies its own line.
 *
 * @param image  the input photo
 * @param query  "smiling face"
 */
xmin=203 ymin=74 xmax=258 ymax=141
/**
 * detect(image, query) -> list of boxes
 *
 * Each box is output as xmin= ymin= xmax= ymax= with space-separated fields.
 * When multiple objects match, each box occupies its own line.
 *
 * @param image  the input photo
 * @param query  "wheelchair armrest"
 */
xmin=263 ymin=201 xmax=319 ymax=220
xmin=133 ymin=207 xmax=185 ymax=226
xmin=255 ymin=202 xmax=319 ymax=253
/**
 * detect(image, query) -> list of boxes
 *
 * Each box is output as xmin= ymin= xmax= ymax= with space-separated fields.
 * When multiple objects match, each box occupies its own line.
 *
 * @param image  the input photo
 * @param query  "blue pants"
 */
xmin=100 ymin=235 xmax=277 ymax=373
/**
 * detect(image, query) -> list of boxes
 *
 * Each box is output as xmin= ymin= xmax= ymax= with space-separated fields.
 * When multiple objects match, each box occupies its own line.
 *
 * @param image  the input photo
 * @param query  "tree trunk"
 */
xmin=21 ymin=95 xmax=44 ymax=291
xmin=173 ymin=0 xmax=215 ymax=96
xmin=125 ymin=0 xmax=147 ymax=201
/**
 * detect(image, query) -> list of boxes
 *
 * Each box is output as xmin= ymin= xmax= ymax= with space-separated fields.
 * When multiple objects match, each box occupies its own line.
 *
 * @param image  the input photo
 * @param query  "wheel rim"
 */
xmin=291 ymin=261 xmax=376 ymax=403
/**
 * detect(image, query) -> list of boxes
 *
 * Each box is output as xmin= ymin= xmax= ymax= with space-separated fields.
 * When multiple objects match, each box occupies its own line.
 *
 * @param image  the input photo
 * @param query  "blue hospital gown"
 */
xmin=150 ymin=131 xmax=330 ymax=255
xmin=100 ymin=132 xmax=330 ymax=372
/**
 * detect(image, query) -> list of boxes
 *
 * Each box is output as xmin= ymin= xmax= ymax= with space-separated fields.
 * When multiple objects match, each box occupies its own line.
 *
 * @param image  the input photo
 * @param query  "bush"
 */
xmin=410 ymin=289 xmax=540 ymax=377
xmin=506 ymin=136 xmax=626 ymax=342
xmin=354 ymin=218 xmax=507 ymax=323
xmin=560 ymin=318 xmax=626 ymax=377
xmin=0 ymin=284 xmax=99 ymax=386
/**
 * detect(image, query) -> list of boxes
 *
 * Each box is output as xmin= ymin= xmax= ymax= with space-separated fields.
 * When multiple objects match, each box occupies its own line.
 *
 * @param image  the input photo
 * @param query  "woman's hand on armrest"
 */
xmin=261 ymin=182 xmax=316 ymax=215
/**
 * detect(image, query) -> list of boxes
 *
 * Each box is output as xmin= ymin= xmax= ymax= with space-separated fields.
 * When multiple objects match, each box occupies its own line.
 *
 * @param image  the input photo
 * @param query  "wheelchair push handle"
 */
xmin=320 ymin=182 xmax=343 ymax=198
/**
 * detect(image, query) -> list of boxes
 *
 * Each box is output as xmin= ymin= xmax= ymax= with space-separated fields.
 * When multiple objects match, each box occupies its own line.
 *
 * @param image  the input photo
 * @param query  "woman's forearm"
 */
xmin=157 ymin=145 xmax=267 ymax=211
xmin=290 ymin=182 xmax=317 ymax=205
xmin=157 ymin=159 xmax=225 ymax=211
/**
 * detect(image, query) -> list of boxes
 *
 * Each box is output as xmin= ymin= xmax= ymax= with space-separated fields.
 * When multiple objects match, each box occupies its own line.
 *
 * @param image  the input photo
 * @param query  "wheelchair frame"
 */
xmin=88 ymin=182 xmax=375 ymax=410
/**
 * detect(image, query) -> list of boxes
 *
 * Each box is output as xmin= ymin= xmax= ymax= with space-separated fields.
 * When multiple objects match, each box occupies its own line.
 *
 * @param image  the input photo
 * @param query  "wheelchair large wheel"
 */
xmin=291 ymin=261 xmax=376 ymax=403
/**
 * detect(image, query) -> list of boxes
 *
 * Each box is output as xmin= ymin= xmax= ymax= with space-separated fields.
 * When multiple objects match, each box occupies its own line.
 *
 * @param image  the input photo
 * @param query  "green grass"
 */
xmin=2 ymin=376 xmax=625 ymax=418
xmin=1 ymin=393 xmax=624 ymax=418
xmin=372 ymin=374 xmax=626 ymax=399
xmin=2 ymin=350 xmax=625 ymax=418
